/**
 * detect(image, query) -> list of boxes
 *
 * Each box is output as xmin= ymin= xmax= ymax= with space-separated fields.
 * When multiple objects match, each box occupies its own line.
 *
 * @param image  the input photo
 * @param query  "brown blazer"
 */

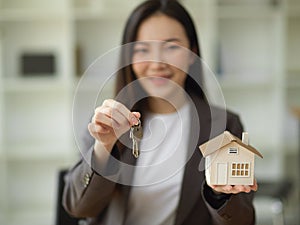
xmin=62 ymin=96 xmax=256 ymax=225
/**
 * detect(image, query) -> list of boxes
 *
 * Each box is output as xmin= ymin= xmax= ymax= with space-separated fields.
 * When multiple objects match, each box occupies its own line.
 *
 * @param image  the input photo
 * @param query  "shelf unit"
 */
xmin=215 ymin=0 xmax=286 ymax=180
xmin=284 ymin=0 xmax=300 ymax=153
xmin=0 ymin=0 xmax=299 ymax=224
xmin=0 ymin=0 xmax=75 ymax=224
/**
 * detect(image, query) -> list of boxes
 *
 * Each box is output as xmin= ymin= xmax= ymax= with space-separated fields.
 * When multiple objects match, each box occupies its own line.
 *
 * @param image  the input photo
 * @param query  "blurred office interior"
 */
xmin=0 ymin=0 xmax=299 ymax=224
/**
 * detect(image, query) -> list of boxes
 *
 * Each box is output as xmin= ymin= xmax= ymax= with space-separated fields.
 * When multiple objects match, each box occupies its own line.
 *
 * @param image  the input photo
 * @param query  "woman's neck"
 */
xmin=148 ymin=93 xmax=187 ymax=114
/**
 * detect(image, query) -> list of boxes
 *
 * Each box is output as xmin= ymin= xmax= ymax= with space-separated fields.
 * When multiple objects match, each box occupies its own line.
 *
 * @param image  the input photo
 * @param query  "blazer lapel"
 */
xmin=174 ymin=150 xmax=204 ymax=225
xmin=175 ymin=96 xmax=213 ymax=225
xmin=120 ymin=144 xmax=137 ymax=224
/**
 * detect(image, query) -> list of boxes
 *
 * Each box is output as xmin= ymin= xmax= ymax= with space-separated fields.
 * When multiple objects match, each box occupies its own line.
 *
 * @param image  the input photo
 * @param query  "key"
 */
xmin=130 ymin=119 xmax=143 ymax=158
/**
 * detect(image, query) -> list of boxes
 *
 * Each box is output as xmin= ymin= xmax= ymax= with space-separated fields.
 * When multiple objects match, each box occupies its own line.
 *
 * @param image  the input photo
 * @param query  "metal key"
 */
xmin=130 ymin=120 xmax=143 ymax=158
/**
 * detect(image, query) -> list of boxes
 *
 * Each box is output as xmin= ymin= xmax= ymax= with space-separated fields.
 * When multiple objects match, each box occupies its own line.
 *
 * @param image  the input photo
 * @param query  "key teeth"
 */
xmin=133 ymin=150 xmax=139 ymax=158
xmin=130 ymin=119 xmax=142 ymax=158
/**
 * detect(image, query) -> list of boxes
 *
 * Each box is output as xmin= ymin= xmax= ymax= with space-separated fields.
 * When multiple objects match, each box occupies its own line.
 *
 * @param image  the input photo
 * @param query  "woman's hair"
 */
xmin=115 ymin=0 xmax=206 ymax=110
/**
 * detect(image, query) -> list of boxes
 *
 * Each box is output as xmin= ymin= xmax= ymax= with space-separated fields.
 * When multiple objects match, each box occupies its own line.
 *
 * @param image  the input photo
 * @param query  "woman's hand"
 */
xmin=208 ymin=179 xmax=258 ymax=195
xmin=88 ymin=99 xmax=141 ymax=154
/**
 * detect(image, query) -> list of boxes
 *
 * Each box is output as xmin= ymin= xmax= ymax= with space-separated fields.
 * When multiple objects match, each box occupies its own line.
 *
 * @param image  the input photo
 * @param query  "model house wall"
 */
xmin=200 ymin=131 xmax=263 ymax=186
xmin=205 ymin=142 xmax=255 ymax=185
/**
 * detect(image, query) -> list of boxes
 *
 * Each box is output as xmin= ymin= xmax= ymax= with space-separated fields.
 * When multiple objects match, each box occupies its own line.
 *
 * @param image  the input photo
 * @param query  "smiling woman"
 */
xmin=131 ymin=14 xmax=191 ymax=107
xmin=62 ymin=1 xmax=257 ymax=225
xmin=132 ymin=39 xmax=191 ymax=112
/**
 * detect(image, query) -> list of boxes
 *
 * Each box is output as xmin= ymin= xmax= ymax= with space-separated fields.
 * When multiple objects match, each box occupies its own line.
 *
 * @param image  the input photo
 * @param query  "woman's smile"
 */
xmin=149 ymin=74 xmax=172 ymax=86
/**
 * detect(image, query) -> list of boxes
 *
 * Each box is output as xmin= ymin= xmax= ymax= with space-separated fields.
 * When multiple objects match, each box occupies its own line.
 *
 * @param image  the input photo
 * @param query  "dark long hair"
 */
xmin=115 ymin=0 xmax=206 ymax=111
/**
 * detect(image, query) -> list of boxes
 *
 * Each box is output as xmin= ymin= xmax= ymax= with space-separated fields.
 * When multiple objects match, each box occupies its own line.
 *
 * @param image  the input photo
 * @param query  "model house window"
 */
xmin=231 ymin=163 xmax=250 ymax=177
xmin=228 ymin=147 xmax=238 ymax=154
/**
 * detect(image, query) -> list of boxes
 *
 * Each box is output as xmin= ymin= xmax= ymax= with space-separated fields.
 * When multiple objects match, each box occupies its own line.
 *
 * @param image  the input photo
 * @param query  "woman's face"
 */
xmin=132 ymin=13 xmax=194 ymax=99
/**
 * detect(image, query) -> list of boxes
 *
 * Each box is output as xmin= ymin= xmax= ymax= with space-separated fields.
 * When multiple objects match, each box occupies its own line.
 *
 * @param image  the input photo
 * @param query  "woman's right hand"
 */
xmin=88 ymin=99 xmax=141 ymax=154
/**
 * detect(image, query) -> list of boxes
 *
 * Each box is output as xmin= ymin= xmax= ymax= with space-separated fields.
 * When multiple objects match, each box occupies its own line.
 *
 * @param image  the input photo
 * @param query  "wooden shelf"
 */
xmin=2 ymin=77 xmax=71 ymax=93
xmin=4 ymin=141 xmax=74 ymax=161
xmin=0 ymin=9 xmax=67 ymax=21
xmin=73 ymin=8 xmax=104 ymax=21
xmin=218 ymin=4 xmax=281 ymax=19
xmin=5 ymin=209 xmax=54 ymax=225
xmin=73 ymin=0 xmax=141 ymax=20
xmin=218 ymin=74 xmax=275 ymax=90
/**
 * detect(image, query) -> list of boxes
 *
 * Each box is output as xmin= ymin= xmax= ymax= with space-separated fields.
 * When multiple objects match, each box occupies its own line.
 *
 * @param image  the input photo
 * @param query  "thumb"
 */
xmin=132 ymin=111 xmax=141 ymax=120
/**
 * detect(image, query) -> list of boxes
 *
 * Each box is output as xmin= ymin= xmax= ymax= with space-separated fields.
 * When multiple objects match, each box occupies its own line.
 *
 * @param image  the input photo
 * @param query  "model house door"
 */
xmin=217 ymin=163 xmax=227 ymax=185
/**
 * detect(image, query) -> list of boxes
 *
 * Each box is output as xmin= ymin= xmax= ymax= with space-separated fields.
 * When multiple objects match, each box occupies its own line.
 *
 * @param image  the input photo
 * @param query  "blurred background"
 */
xmin=0 ymin=0 xmax=299 ymax=224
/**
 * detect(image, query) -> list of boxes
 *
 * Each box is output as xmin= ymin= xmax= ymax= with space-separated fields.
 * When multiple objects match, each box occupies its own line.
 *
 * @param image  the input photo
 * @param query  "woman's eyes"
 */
xmin=133 ymin=43 xmax=180 ymax=56
xmin=133 ymin=48 xmax=149 ymax=54
xmin=165 ymin=44 xmax=180 ymax=50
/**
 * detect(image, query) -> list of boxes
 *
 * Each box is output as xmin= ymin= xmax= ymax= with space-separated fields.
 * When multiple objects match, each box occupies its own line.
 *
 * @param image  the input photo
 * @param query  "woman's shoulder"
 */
xmin=192 ymin=97 xmax=243 ymax=138
xmin=195 ymin=98 xmax=240 ymax=121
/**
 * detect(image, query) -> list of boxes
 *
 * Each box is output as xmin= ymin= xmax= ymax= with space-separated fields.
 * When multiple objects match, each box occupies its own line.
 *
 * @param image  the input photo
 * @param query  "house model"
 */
xmin=199 ymin=131 xmax=263 ymax=186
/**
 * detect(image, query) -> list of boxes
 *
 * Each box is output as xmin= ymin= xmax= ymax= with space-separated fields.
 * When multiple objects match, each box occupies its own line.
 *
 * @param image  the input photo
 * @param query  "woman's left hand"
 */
xmin=208 ymin=179 xmax=258 ymax=195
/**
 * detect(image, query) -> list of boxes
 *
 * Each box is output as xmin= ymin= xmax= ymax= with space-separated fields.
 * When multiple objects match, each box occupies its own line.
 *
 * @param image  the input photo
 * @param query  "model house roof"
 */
xmin=199 ymin=131 xmax=263 ymax=158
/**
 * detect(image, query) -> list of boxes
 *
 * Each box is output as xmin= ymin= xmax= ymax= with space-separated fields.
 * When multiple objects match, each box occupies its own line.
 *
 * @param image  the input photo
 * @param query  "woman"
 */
xmin=63 ymin=0 xmax=258 ymax=224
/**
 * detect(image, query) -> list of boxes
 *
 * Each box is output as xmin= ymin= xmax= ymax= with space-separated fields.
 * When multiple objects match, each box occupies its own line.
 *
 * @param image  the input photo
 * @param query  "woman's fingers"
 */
xmin=88 ymin=123 xmax=109 ymax=134
xmin=88 ymin=99 xmax=141 ymax=154
xmin=101 ymin=99 xmax=139 ymax=126
xmin=210 ymin=179 xmax=258 ymax=194
xmin=90 ymin=99 xmax=141 ymax=140
xmin=132 ymin=111 xmax=141 ymax=124
xmin=250 ymin=179 xmax=258 ymax=191
xmin=94 ymin=107 xmax=127 ymax=129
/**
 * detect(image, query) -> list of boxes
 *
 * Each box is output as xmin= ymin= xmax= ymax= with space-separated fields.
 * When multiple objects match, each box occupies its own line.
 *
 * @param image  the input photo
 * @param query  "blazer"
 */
xmin=62 ymin=95 xmax=256 ymax=225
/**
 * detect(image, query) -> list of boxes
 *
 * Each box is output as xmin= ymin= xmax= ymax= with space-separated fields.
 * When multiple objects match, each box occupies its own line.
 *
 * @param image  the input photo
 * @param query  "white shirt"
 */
xmin=124 ymin=103 xmax=191 ymax=225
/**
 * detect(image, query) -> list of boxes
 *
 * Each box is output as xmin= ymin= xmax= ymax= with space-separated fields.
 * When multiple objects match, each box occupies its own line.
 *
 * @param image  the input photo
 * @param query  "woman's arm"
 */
xmin=202 ymin=181 xmax=255 ymax=225
xmin=63 ymin=99 xmax=140 ymax=218
xmin=203 ymin=113 xmax=256 ymax=225
xmin=62 ymin=145 xmax=120 ymax=218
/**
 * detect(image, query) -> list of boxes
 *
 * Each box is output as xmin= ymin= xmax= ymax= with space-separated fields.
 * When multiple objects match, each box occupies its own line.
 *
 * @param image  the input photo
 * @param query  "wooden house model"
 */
xmin=199 ymin=131 xmax=263 ymax=185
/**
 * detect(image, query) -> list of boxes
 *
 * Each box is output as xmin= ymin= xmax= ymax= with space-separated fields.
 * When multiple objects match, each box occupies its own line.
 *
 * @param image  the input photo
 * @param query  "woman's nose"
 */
xmin=152 ymin=47 xmax=163 ymax=61
xmin=149 ymin=49 xmax=167 ymax=69
xmin=148 ymin=59 xmax=167 ymax=70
